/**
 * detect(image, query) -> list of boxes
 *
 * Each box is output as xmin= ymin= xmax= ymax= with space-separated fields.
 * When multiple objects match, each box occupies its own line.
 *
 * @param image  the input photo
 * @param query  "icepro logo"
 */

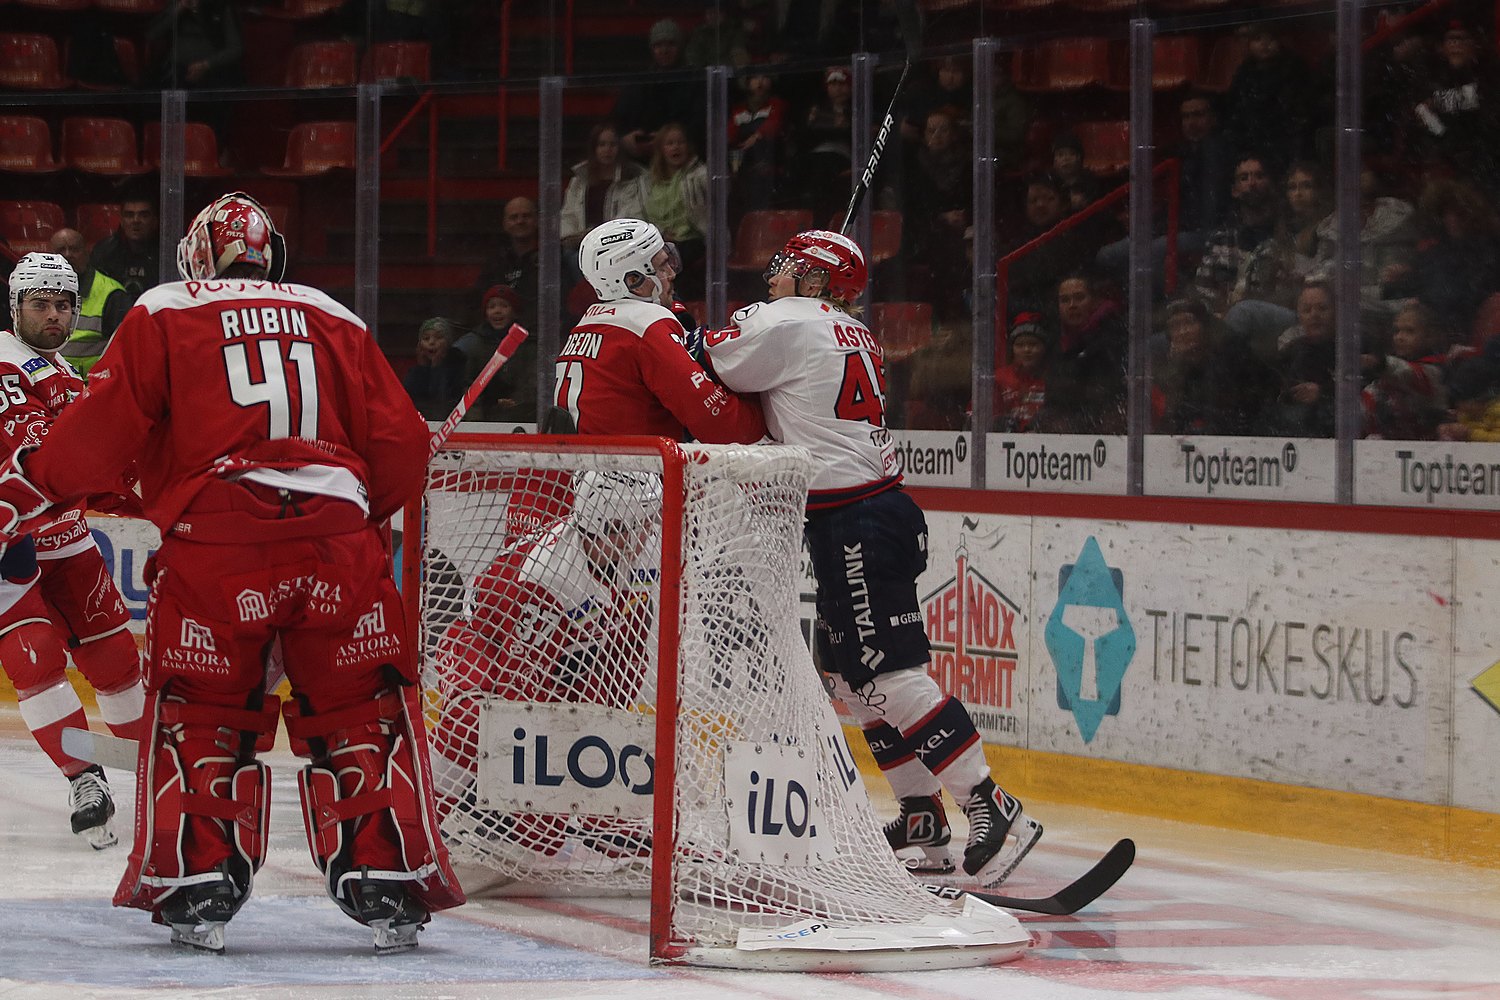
xmin=352 ymin=606 xmax=386 ymax=639
xmin=476 ymin=702 xmax=656 ymax=815
xmin=723 ymin=741 xmax=829 ymax=866
xmin=180 ymin=618 xmax=218 ymax=651
xmin=1044 ymin=536 xmax=1135 ymax=743
xmin=236 ymin=588 xmax=269 ymax=623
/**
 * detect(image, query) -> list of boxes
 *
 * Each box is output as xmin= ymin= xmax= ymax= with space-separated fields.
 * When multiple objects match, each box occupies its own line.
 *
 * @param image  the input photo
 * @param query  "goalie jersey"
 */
xmin=703 ymin=297 xmax=902 ymax=509
xmin=24 ymin=280 xmax=429 ymax=533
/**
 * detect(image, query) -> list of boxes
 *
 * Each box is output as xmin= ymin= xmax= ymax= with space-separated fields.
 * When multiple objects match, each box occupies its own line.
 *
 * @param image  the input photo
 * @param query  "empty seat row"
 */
xmin=0 ymin=199 xmax=120 ymax=253
xmin=0 ymin=34 xmax=428 ymax=91
xmin=1010 ymin=35 xmax=1248 ymax=93
xmin=0 ymin=116 xmax=357 ymax=177
xmin=0 ymin=0 xmax=343 ymax=15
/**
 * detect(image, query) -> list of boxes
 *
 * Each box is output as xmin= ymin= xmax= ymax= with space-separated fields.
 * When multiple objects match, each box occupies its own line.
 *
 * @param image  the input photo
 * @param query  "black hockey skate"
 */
xmin=67 ymin=765 xmax=117 ymax=850
xmin=160 ymin=868 xmax=245 ymax=954
xmin=884 ymin=793 xmax=956 ymax=876
xmin=961 ymin=777 xmax=1043 ymax=888
xmin=347 ymin=877 xmax=430 ymax=954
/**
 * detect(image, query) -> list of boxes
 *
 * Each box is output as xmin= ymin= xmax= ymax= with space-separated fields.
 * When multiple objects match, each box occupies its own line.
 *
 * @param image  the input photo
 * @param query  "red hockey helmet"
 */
xmin=763 ymin=229 xmax=867 ymax=302
xmin=176 ymin=192 xmax=287 ymax=282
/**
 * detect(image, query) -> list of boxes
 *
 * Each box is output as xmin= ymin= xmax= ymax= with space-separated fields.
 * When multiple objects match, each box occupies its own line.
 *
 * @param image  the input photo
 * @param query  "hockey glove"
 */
xmin=0 ymin=451 xmax=55 ymax=540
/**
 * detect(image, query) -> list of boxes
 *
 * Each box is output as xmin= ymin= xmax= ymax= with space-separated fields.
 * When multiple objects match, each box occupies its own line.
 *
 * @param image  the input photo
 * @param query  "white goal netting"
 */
xmin=413 ymin=436 xmax=1026 ymax=969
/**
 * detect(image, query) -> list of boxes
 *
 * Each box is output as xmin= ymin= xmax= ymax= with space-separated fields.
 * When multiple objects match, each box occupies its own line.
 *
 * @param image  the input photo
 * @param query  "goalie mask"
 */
xmin=578 ymin=218 xmax=674 ymax=303
xmin=764 ymin=230 xmax=867 ymax=303
xmin=177 ymin=192 xmax=287 ymax=282
xmin=572 ymin=470 xmax=663 ymax=536
xmin=8 ymin=252 xmax=79 ymax=336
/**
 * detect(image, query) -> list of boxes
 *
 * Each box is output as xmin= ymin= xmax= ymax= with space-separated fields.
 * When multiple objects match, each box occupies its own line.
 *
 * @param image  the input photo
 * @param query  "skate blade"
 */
xmin=170 ymin=921 xmax=227 ymax=954
xmin=968 ymin=815 xmax=1044 ymax=888
xmin=79 ymin=821 xmax=119 ymax=850
xmin=900 ymin=845 xmax=957 ymax=876
xmin=372 ymin=920 xmax=421 ymax=954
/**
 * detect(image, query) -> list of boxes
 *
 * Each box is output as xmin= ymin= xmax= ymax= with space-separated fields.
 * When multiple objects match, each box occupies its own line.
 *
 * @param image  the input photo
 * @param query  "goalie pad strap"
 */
xmin=180 ymin=788 xmax=262 ymax=828
xmin=308 ymin=787 xmax=395 ymax=831
xmin=282 ymin=692 xmax=403 ymax=747
xmin=160 ymin=697 xmax=281 ymax=743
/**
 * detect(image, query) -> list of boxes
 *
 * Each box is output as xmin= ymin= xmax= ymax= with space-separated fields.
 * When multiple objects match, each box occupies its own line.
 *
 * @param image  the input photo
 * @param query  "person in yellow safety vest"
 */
xmin=48 ymin=228 xmax=133 ymax=379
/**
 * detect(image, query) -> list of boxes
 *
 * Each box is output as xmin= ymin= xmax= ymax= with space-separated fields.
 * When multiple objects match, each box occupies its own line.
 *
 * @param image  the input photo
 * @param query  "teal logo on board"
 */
xmin=1044 ymin=537 xmax=1135 ymax=743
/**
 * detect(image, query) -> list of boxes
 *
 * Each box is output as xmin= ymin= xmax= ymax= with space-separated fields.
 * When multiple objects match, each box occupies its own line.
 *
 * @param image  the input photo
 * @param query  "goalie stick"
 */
xmin=838 ymin=0 xmax=923 ymax=236
xmin=429 ymin=322 xmax=530 ymax=459
xmin=922 ymin=838 xmax=1136 ymax=915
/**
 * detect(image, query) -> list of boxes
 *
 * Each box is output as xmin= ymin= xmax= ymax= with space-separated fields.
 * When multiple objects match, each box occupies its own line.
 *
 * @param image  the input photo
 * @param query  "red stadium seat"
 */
xmin=869 ymin=210 xmax=903 ymax=265
xmin=61 ymin=117 xmax=151 ymax=175
xmin=1011 ymin=38 xmax=1110 ymax=93
xmin=143 ymin=122 xmax=233 ymax=176
xmin=263 ymin=121 xmax=358 ymax=176
xmin=0 ymin=200 xmax=67 ymax=254
xmin=1108 ymin=36 xmax=1202 ymax=91
xmin=0 ymin=33 xmax=70 ymax=90
xmin=1076 ymin=120 xmax=1130 ymax=176
xmin=361 ymin=41 xmax=431 ymax=83
xmin=0 ymin=116 xmax=61 ymax=173
xmin=870 ymin=301 xmax=934 ymax=361
xmin=76 ymin=203 xmax=122 ymax=245
xmin=260 ymin=0 xmax=347 ymax=18
xmin=93 ymin=0 xmax=167 ymax=10
xmin=285 ymin=41 xmax=359 ymax=89
xmin=727 ymin=210 xmax=814 ymax=272
xmin=1200 ymin=34 xmax=1249 ymax=93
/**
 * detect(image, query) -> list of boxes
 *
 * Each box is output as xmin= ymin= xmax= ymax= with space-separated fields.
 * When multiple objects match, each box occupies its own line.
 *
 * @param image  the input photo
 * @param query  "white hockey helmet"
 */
xmin=177 ymin=191 xmax=287 ymax=281
xmin=578 ymin=218 xmax=669 ymax=302
xmin=8 ymin=252 xmax=79 ymax=334
xmin=572 ymin=470 xmax=663 ymax=536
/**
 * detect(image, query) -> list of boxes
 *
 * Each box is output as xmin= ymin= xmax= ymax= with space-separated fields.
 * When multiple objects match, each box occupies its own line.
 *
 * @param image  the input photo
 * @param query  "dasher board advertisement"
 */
xmin=1145 ymin=435 xmax=1337 ymax=501
xmin=1356 ymin=439 xmax=1500 ymax=510
xmin=984 ymin=434 xmax=1129 ymax=494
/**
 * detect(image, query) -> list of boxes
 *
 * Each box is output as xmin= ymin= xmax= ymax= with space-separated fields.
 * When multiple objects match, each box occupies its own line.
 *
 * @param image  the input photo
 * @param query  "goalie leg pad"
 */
xmin=113 ymin=690 xmax=281 ymax=915
xmin=284 ymin=686 xmax=465 ymax=917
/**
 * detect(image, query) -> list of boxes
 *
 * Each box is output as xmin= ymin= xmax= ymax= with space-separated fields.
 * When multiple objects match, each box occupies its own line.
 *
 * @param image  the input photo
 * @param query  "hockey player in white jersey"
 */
xmin=700 ymin=230 xmax=1043 ymax=888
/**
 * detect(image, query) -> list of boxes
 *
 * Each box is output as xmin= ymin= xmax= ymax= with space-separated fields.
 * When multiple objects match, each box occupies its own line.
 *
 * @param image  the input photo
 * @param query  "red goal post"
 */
xmin=403 ymin=433 xmax=1028 ymax=970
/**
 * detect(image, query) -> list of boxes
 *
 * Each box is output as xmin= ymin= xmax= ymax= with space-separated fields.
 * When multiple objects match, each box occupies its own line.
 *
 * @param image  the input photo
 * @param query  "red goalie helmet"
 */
xmin=764 ymin=229 xmax=867 ymax=302
xmin=176 ymin=192 xmax=287 ymax=281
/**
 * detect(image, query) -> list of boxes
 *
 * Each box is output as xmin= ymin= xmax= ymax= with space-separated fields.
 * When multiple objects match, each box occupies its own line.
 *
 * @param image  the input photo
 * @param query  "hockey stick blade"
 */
xmin=61 ymin=726 xmax=138 ymax=772
xmin=429 ymin=323 xmax=530 ymax=458
xmin=923 ymin=838 xmax=1135 ymax=915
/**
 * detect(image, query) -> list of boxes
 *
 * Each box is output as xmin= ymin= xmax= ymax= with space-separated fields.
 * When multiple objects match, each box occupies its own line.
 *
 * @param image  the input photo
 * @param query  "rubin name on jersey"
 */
xmin=218 ymin=306 xmax=310 ymax=340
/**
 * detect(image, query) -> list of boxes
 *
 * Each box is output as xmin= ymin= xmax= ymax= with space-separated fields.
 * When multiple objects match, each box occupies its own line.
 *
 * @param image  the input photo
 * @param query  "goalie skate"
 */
xmin=347 ymin=879 xmax=429 ymax=954
xmin=160 ymin=869 xmax=243 ymax=955
xmin=962 ymin=778 xmax=1043 ymax=888
xmin=68 ymin=765 xmax=118 ymax=850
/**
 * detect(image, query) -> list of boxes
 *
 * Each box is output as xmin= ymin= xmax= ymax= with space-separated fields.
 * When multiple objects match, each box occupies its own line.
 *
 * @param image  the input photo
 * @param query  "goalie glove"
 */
xmin=0 ymin=450 xmax=56 ymax=540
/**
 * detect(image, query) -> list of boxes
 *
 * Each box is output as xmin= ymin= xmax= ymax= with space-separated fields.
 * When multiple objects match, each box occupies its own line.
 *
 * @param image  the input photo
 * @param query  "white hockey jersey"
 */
xmin=704 ymin=296 xmax=902 ymax=508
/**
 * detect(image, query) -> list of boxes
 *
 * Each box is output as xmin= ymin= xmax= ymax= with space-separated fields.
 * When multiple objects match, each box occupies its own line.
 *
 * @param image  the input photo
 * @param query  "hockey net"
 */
xmin=407 ymin=434 xmax=1026 ymax=970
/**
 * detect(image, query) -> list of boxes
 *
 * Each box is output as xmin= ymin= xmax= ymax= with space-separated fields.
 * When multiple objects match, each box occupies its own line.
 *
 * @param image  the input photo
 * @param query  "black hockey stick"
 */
xmin=923 ymin=838 xmax=1136 ymax=915
xmin=838 ymin=0 xmax=923 ymax=236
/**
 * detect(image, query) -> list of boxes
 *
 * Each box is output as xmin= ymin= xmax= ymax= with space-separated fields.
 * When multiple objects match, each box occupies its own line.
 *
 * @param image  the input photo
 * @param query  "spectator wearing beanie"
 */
xmin=402 ymin=317 xmax=466 ymax=421
xmin=994 ymin=313 xmax=1050 ymax=433
xmin=453 ymin=285 xmax=539 ymax=424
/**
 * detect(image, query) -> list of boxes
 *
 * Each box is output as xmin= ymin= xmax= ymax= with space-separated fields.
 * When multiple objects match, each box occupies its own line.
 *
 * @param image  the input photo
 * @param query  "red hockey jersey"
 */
xmin=554 ymin=298 xmax=765 ymax=443
xmin=26 ymin=280 xmax=429 ymax=532
xmin=0 ymin=330 xmax=97 ymax=555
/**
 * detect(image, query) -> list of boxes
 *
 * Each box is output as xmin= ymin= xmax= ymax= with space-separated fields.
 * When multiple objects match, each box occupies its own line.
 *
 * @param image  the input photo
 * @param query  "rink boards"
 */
xmin=7 ymin=487 xmax=1498 ymax=868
